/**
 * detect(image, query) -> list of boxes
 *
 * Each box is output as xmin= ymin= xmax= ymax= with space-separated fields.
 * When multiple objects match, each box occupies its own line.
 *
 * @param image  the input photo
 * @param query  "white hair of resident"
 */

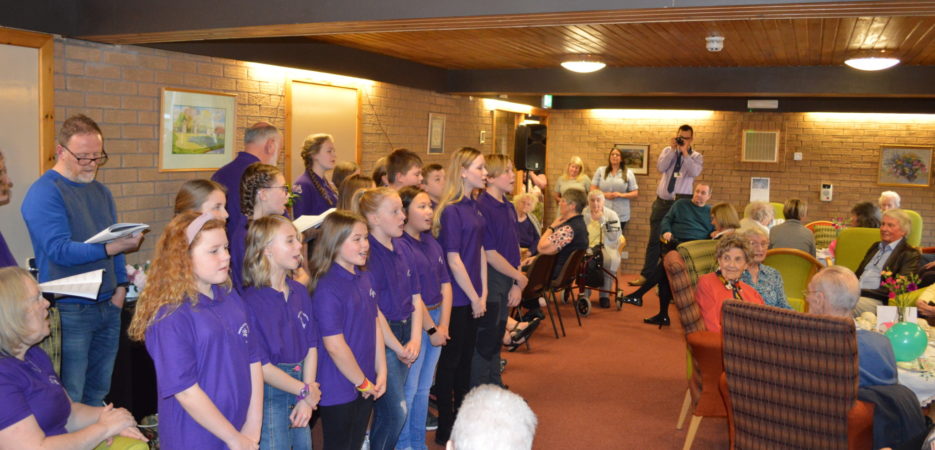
xmin=879 ymin=190 xmax=901 ymax=209
xmin=811 ymin=266 xmax=860 ymax=314
xmin=883 ymin=208 xmax=911 ymax=235
xmin=449 ymin=385 xmax=538 ymax=450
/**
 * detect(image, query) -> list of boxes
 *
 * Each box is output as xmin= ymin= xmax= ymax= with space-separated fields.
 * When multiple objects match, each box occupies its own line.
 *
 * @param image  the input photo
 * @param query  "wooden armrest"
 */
xmin=922 ymin=246 xmax=935 ymax=254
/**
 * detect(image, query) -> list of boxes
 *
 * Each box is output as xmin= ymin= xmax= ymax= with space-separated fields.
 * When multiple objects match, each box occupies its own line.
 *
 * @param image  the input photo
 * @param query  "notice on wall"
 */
xmin=750 ymin=177 xmax=770 ymax=203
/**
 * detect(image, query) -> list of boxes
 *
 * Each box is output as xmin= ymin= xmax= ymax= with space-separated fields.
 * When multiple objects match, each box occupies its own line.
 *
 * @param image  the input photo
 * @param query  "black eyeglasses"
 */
xmin=61 ymin=145 xmax=108 ymax=166
xmin=262 ymin=185 xmax=290 ymax=194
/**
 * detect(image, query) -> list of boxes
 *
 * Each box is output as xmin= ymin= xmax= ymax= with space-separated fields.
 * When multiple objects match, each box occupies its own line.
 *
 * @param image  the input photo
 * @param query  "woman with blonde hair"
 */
xmin=128 ymin=211 xmax=263 ymax=449
xmin=432 ymin=147 xmax=488 ymax=445
xmin=242 ymin=215 xmax=321 ymax=449
xmin=174 ymin=179 xmax=228 ymax=220
xmin=591 ymin=147 xmax=639 ymax=231
xmin=0 ymin=266 xmax=146 ymax=448
xmin=553 ymin=156 xmax=590 ymax=202
xmin=292 ymin=134 xmax=338 ymax=217
xmin=710 ymin=202 xmax=740 ymax=239
xmin=337 ymin=175 xmax=375 ymax=211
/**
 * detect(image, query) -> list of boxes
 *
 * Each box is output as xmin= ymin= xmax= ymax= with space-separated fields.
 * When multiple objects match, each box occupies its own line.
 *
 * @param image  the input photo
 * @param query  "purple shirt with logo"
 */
xmin=401 ymin=232 xmax=450 ymax=308
xmin=313 ymin=264 xmax=377 ymax=406
xmin=367 ymin=235 xmax=420 ymax=321
xmin=0 ymin=347 xmax=69 ymax=437
xmin=438 ymin=196 xmax=486 ymax=307
xmin=145 ymin=285 xmax=262 ymax=449
xmin=242 ymin=278 xmax=319 ymax=365
xmin=476 ymin=191 xmax=521 ymax=268
xmin=292 ymin=171 xmax=337 ymax=217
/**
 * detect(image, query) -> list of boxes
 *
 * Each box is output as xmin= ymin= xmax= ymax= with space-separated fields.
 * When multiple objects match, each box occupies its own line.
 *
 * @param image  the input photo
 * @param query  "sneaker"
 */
xmin=426 ymin=412 xmax=438 ymax=431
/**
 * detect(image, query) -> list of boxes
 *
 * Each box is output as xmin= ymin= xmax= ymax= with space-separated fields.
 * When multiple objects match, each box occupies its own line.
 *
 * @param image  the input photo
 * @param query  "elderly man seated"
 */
xmin=807 ymin=266 xmax=897 ymax=387
xmin=853 ymin=209 xmax=921 ymax=316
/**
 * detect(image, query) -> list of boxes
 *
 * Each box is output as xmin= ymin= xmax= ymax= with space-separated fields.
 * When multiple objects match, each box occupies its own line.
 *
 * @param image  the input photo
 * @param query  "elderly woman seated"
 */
xmin=739 ymin=201 xmax=773 ymax=234
xmin=0 ymin=267 xmax=146 ymax=448
xmin=739 ymin=228 xmax=791 ymax=309
xmin=584 ymin=189 xmax=623 ymax=308
xmin=769 ymin=198 xmax=816 ymax=257
xmin=695 ymin=236 xmax=765 ymax=332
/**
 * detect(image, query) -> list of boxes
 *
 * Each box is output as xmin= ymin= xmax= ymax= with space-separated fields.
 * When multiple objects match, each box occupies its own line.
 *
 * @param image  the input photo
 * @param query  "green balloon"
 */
xmin=885 ymin=322 xmax=928 ymax=362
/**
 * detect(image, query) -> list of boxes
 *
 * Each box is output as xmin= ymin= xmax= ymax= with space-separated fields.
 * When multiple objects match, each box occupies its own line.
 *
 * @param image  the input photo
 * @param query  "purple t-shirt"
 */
xmin=367 ymin=235 xmax=420 ymax=321
xmin=476 ymin=191 xmax=521 ymax=268
xmin=242 ymin=278 xmax=319 ymax=365
xmin=438 ymin=196 xmax=486 ymax=307
xmin=516 ymin=217 xmax=539 ymax=256
xmin=0 ymin=347 xmax=69 ymax=437
xmin=292 ymin=171 xmax=337 ymax=217
xmin=212 ymin=152 xmax=260 ymax=245
xmin=401 ymin=232 xmax=450 ymax=307
xmin=0 ymin=231 xmax=16 ymax=268
xmin=145 ymin=285 xmax=262 ymax=449
xmin=228 ymin=219 xmax=248 ymax=293
xmin=312 ymin=263 xmax=377 ymax=406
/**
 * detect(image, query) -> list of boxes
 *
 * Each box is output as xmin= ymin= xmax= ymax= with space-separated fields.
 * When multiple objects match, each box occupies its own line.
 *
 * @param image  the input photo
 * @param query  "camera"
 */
xmin=675 ymin=136 xmax=684 ymax=146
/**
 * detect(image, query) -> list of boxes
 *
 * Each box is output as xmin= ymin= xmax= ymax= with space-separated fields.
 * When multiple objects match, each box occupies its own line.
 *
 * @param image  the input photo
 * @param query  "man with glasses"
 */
xmin=21 ymin=114 xmax=142 ymax=406
xmin=631 ymin=124 xmax=703 ymax=287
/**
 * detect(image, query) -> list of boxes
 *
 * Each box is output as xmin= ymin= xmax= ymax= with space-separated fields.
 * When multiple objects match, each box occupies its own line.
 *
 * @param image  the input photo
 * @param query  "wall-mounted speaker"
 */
xmin=514 ymin=124 xmax=546 ymax=171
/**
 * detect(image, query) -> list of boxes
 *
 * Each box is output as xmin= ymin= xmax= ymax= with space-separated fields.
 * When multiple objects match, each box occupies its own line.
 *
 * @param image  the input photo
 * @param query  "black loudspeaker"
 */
xmin=514 ymin=124 xmax=546 ymax=171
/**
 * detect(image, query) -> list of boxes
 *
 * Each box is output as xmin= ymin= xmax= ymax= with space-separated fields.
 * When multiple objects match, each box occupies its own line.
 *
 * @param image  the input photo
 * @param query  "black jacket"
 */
xmin=855 ymin=239 xmax=921 ymax=302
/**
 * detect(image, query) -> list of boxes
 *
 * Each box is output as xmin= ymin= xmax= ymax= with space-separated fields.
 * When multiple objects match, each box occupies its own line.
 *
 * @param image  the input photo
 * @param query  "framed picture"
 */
xmin=428 ymin=113 xmax=445 ymax=154
xmin=159 ymin=88 xmax=236 ymax=172
xmin=612 ymin=143 xmax=650 ymax=175
xmin=877 ymin=145 xmax=933 ymax=187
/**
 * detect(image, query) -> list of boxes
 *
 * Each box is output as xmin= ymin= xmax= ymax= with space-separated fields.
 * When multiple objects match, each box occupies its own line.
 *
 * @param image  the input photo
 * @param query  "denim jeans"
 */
xmin=58 ymin=300 xmax=121 ymax=406
xmin=261 ymin=361 xmax=312 ymax=450
xmin=396 ymin=308 xmax=442 ymax=450
xmin=371 ymin=319 xmax=412 ymax=450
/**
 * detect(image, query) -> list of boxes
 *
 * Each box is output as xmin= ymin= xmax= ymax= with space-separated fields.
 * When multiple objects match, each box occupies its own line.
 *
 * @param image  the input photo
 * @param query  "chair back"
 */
xmin=721 ymin=302 xmax=859 ymax=449
xmin=522 ymin=253 xmax=556 ymax=299
xmin=904 ymin=209 xmax=923 ymax=248
xmin=806 ymin=220 xmax=838 ymax=249
xmin=770 ymin=202 xmax=785 ymax=220
xmin=550 ymin=249 xmax=587 ymax=290
xmin=835 ymin=227 xmax=880 ymax=272
xmin=762 ymin=248 xmax=823 ymax=312
xmin=665 ymin=240 xmax=719 ymax=334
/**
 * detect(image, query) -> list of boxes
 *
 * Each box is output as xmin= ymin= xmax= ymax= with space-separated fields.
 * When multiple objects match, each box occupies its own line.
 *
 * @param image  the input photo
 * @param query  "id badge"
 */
xmin=673 ymin=172 xmax=682 ymax=178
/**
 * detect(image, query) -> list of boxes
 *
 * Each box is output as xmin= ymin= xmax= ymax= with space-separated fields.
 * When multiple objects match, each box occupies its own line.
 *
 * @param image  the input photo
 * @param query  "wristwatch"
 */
xmin=427 ymin=327 xmax=437 ymax=335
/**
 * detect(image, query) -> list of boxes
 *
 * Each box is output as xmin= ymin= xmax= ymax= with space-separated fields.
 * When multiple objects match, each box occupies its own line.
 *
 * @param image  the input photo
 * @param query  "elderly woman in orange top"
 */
xmin=695 ymin=235 xmax=764 ymax=332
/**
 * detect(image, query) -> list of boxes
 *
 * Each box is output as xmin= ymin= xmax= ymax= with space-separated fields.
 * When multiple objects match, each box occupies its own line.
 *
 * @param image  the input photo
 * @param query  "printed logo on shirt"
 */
xmin=238 ymin=323 xmax=250 ymax=340
xmin=438 ymin=256 xmax=444 ymax=264
xmin=407 ymin=269 xmax=411 ymax=278
xmin=48 ymin=375 xmax=61 ymax=386
xmin=297 ymin=311 xmax=310 ymax=329
xmin=369 ymin=288 xmax=376 ymax=298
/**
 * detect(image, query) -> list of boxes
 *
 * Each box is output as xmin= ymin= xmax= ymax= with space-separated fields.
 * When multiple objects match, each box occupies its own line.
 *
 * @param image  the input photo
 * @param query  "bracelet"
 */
xmin=356 ymin=378 xmax=372 ymax=392
xmin=296 ymin=383 xmax=310 ymax=401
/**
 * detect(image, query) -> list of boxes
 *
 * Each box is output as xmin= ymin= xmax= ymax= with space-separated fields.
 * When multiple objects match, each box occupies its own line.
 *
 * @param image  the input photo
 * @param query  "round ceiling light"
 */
xmin=561 ymin=57 xmax=606 ymax=73
xmin=844 ymin=56 xmax=900 ymax=71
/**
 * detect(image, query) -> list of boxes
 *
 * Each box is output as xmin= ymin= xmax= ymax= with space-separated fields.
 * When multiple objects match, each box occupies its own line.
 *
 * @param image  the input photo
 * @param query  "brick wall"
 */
xmin=55 ymin=37 xmax=492 ymax=263
xmin=545 ymin=110 xmax=935 ymax=273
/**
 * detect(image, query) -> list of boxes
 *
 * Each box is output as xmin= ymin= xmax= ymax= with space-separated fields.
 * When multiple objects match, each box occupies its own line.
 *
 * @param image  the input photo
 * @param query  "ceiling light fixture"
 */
xmin=561 ymin=55 xmax=606 ymax=73
xmin=844 ymin=56 xmax=900 ymax=71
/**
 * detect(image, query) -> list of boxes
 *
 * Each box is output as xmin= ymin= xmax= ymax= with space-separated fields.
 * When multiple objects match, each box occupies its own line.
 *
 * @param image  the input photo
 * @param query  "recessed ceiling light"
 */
xmin=561 ymin=56 xmax=606 ymax=73
xmin=844 ymin=56 xmax=900 ymax=71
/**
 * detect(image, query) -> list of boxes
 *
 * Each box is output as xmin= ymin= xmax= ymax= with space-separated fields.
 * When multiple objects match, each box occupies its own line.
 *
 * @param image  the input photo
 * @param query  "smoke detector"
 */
xmin=706 ymin=35 xmax=725 ymax=52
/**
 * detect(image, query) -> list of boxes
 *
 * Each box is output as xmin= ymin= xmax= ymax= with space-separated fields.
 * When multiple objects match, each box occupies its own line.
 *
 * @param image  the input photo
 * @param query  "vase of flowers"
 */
xmin=880 ymin=271 xmax=928 ymax=362
xmin=880 ymin=271 xmax=920 ymax=322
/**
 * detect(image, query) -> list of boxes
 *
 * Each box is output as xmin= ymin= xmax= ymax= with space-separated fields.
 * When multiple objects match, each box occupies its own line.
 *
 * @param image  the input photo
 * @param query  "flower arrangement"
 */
xmin=831 ymin=216 xmax=848 ymax=230
xmin=884 ymin=152 xmax=928 ymax=183
xmin=126 ymin=261 xmax=150 ymax=298
xmin=286 ymin=184 xmax=301 ymax=208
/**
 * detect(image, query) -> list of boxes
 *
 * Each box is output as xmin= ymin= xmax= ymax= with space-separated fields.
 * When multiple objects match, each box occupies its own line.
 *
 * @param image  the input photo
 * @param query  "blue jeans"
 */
xmin=371 ymin=319 xmax=412 ymax=450
xmin=57 ymin=300 xmax=121 ymax=406
xmin=397 ymin=308 xmax=443 ymax=450
xmin=261 ymin=361 xmax=312 ymax=450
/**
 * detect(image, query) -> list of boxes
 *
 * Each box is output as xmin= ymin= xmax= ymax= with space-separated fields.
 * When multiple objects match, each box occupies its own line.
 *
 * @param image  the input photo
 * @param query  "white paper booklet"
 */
xmin=84 ymin=223 xmax=149 ymax=244
xmin=293 ymin=208 xmax=336 ymax=233
xmin=39 ymin=269 xmax=103 ymax=299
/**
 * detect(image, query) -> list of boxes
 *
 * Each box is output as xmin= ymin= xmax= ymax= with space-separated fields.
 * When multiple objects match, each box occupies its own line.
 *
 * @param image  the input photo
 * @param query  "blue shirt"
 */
xmin=857 ymin=328 xmax=898 ymax=387
xmin=439 ymin=196 xmax=486 ymax=307
xmin=212 ymin=152 xmax=260 ymax=244
xmin=21 ymin=170 xmax=126 ymax=303
xmin=592 ymin=167 xmax=639 ymax=222
xmin=401 ymin=232 xmax=451 ymax=307
xmin=741 ymin=264 xmax=791 ymax=309
xmin=313 ymin=264 xmax=377 ymax=406
xmin=859 ymin=239 xmax=901 ymax=291
xmin=476 ymin=191 xmax=521 ymax=268
xmin=242 ymin=278 xmax=319 ymax=365
xmin=292 ymin=171 xmax=337 ymax=217
xmin=655 ymin=146 xmax=703 ymax=200
xmin=367 ymin=235 xmax=420 ymax=321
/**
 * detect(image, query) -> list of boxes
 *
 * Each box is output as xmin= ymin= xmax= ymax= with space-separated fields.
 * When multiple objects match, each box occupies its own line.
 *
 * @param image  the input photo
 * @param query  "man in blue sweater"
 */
xmin=21 ymin=114 xmax=143 ymax=406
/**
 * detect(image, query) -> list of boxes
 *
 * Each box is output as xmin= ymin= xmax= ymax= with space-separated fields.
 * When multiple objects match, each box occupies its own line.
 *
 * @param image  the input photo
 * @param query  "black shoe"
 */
xmin=643 ymin=314 xmax=671 ymax=329
xmin=426 ymin=412 xmax=438 ymax=431
xmin=599 ymin=297 xmax=611 ymax=308
xmin=617 ymin=296 xmax=643 ymax=309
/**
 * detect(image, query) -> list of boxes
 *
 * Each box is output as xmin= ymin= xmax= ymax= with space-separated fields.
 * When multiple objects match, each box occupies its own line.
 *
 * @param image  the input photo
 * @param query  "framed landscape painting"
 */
xmin=159 ymin=88 xmax=236 ymax=172
xmin=613 ymin=143 xmax=650 ymax=175
xmin=878 ymin=145 xmax=932 ymax=187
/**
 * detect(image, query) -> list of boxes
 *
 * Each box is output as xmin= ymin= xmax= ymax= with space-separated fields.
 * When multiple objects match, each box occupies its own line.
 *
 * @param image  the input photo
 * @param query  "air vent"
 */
xmin=742 ymin=130 xmax=779 ymax=163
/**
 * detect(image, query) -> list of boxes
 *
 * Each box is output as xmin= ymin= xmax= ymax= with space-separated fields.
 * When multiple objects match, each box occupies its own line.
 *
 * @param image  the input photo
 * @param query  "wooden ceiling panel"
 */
xmin=307 ymin=16 xmax=935 ymax=69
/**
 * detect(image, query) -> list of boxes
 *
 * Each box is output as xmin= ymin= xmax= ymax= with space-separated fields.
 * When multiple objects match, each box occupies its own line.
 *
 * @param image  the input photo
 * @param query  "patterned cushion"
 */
xmin=721 ymin=302 xmax=859 ymax=449
xmin=677 ymin=239 xmax=719 ymax=286
xmin=36 ymin=306 xmax=61 ymax=376
xmin=812 ymin=224 xmax=837 ymax=249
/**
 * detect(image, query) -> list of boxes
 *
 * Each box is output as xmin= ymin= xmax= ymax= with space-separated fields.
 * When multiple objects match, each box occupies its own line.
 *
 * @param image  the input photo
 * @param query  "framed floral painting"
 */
xmin=878 ymin=145 xmax=932 ymax=187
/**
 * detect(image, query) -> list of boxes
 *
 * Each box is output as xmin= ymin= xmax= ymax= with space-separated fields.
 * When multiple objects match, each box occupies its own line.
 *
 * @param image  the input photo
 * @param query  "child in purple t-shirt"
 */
xmin=308 ymin=211 xmax=387 ymax=450
xmin=431 ymin=147 xmax=489 ymax=444
xmin=128 ymin=212 xmax=264 ymax=450
xmin=242 ymin=215 xmax=321 ymax=450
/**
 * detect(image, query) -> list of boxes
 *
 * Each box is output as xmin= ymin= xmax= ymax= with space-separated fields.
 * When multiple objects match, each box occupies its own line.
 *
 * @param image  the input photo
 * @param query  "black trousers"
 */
xmin=639 ymin=195 xmax=690 ymax=278
xmin=434 ymin=305 xmax=477 ymax=442
xmin=319 ymin=393 xmax=374 ymax=450
xmin=471 ymin=267 xmax=511 ymax=388
xmin=632 ymin=240 xmax=680 ymax=317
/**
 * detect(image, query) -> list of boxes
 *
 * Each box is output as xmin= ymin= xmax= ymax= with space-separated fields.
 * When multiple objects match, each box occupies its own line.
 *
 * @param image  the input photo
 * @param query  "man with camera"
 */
xmin=630 ymin=124 xmax=703 ymax=286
